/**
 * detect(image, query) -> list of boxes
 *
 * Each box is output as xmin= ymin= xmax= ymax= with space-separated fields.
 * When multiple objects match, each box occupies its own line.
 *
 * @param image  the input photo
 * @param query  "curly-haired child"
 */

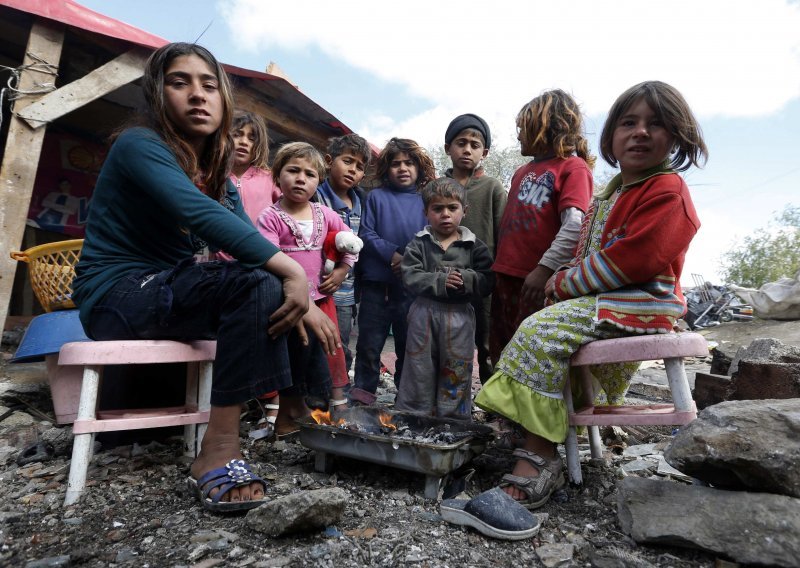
xmin=350 ymin=138 xmax=436 ymax=406
xmin=490 ymin=90 xmax=594 ymax=367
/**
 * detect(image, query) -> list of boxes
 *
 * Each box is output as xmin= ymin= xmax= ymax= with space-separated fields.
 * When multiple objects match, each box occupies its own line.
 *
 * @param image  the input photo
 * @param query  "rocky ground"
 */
xmin=0 ymin=318 xmax=797 ymax=567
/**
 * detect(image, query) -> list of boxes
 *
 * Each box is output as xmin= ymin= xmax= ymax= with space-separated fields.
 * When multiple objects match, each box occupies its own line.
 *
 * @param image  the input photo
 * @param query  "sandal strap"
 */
xmin=262 ymin=404 xmax=280 ymax=411
xmin=330 ymin=398 xmax=349 ymax=407
xmin=501 ymin=473 xmax=536 ymax=489
xmin=511 ymin=448 xmax=548 ymax=468
xmin=196 ymin=459 xmax=266 ymax=503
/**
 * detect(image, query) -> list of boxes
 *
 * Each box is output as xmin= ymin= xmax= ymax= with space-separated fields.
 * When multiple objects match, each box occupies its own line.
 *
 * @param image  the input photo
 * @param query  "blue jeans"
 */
xmin=351 ymin=281 xmax=412 ymax=405
xmin=336 ymin=303 xmax=356 ymax=373
xmin=85 ymin=259 xmax=291 ymax=406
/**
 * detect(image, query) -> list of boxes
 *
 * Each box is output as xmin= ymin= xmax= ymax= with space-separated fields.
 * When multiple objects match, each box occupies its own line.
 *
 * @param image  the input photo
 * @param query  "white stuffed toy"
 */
xmin=323 ymin=230 xmax=363 ymax=273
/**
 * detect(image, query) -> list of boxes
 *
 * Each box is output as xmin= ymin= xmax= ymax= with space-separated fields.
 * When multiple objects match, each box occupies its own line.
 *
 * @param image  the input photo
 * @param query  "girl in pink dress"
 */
xmin=229 ymin=111 xmax=281 ymax=223
xmin=258 ymin=142 xmax=357 ymax=435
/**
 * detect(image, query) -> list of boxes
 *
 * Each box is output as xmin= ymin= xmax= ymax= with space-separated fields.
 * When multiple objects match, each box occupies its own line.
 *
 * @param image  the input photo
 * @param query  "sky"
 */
xmin=77 ymin=0 xmax=800 ymax=285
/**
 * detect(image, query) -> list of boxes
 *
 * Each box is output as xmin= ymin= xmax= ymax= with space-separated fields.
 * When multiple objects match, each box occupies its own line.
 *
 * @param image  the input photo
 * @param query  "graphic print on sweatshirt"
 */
xmin=506 ymin=170 xmax=555 ymax=233
xmin=518 ymin=170 xmax=554 ymax=208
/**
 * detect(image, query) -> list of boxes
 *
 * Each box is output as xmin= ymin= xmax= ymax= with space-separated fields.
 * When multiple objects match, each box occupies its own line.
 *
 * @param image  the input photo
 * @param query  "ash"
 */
xmin=390 ymin=423 xmax=474 ymax=445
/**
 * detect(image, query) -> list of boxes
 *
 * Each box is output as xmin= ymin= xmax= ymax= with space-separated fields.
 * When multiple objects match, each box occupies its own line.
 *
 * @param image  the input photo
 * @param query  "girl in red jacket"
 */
xmin=476 ymin=81 xmax=708 ymax=509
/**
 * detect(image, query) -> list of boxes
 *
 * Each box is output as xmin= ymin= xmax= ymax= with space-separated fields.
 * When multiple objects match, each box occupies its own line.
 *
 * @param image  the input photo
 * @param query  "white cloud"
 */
xmin=217 ymin=0 xmax=798 ymax=286
xmin=220 ymin=0 xmax=800 ymax=144
xmin=682 ymin=208 xmax=747 ymax=285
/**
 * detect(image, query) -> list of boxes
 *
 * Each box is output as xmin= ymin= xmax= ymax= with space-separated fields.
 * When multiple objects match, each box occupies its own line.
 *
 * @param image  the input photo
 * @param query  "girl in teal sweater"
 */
xmin=73 ymin=43 xmax=337 ymax=512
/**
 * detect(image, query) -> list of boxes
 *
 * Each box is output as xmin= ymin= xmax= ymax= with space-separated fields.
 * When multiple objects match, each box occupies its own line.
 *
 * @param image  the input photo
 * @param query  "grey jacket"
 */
xmin=401 ymin=226 xmax=495 ymax=304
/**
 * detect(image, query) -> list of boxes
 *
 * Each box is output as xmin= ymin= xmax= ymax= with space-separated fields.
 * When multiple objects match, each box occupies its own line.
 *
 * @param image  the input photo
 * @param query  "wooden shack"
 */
xmin=0 ymin=0 xmax=358 ymax=327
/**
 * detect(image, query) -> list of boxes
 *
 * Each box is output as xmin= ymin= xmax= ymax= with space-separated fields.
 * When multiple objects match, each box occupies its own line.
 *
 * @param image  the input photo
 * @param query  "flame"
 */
xmin=310 ymin=408 xmax=347 ymax=427
xmin=311 ymin=409 xmax=331 ymax=424
xmin=378 ymin=412 xmax=397 ymax=431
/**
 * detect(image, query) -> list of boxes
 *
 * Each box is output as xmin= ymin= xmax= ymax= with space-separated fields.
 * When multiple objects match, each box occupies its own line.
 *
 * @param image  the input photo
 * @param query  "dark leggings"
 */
xmin=86 ymin=259 xmax=291 ymax=406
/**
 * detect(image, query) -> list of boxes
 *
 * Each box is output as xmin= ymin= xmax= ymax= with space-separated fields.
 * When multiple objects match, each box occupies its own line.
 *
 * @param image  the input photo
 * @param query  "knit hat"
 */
xmin=444 ymin=114 xmax=491 ymax=149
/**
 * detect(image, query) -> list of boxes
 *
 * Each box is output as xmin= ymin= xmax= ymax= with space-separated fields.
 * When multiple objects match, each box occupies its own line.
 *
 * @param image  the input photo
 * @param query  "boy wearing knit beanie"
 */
xmin=443 ymin=114 xmax=507 ymax=384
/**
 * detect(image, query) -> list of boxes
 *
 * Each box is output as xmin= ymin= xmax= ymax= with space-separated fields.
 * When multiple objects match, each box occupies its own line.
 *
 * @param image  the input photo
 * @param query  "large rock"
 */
xmin=664 ymin=399 xmax=800 ymax=497
xmin=246 ymin=488 xmax=348 ymax=536
xmin=617 ymin=477 xmax=800 ymax=567
xmin=728 ymin=337 xmax=800 ymax=376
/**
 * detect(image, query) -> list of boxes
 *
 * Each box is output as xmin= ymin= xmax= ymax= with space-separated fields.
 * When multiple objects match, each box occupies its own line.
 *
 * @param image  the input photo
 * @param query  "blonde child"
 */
xmin=490 ymin=90 xmax=594 ymax=367
xmin=476 ymin=80 xmax=708 ymax=509
xmin=257 ymin=142 xmax=356 ymax=433
xmin=395 ymin=178 xmax=494 ymax=419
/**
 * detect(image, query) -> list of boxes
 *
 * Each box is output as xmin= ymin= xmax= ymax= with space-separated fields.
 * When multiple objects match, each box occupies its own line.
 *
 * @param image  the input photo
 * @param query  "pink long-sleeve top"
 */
xmin=233 ymin=167 xmax=282 ymax=225
xmin=257 ymin=201 xmax=358 ymax=301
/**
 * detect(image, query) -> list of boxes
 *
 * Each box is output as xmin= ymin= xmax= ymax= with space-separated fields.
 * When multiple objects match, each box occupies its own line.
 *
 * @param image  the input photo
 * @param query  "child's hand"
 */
xmin=300 ymin=303 xmax=341 ymax=355
xmin=520 ymin=265 xmax=555 ymax=315
xmin=319 ymin=265 xmax=348 ymax=294
xmin=265 ymin=252 xmax=310 ymax=338
xmin=445 ymin=269 xmax=464 ymax=290
xmin=390 ymin=252 xmax=404 ymax=278
xmin=544 ymin=272 xmax=558 ymax=299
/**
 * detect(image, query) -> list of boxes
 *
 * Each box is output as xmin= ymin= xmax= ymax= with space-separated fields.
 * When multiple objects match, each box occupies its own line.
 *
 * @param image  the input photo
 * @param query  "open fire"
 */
xmin=308 ymin=407 xmax=475 ymax=444
xmin=299 ymin=407 xmax=495 ymax=499
xmin=311 ymin=409 xmax=398 ymax=434
xmin=310 ymin=409 xmax=346 ymax=427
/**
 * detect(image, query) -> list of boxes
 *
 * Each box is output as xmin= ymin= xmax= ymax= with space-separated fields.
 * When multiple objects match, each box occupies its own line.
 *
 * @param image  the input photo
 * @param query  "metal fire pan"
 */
xmin=298 ymin=407 xmax=493 ymax=499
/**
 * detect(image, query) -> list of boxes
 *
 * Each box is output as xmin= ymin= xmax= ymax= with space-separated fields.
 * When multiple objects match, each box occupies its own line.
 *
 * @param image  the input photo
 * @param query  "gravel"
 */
xmin=0 ymin=346 xmax=724 ymax=567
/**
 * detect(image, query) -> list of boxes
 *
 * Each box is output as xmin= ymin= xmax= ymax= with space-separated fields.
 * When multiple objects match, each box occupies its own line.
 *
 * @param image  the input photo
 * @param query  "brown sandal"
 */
xmin=499 ymin=448 xmax=565 ymax=509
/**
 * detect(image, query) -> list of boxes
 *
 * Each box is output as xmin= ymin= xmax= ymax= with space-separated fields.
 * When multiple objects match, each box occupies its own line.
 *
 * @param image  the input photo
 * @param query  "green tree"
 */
xmin=720 ymin=204 xmax=800 ymax=287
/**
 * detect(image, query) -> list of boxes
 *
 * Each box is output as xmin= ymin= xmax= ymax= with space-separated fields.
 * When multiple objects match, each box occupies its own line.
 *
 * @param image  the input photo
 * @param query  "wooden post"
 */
xmin=0 ymin=20 xmax=65 ymax=329
xmin=17 ymin=48 xmax=149 ymax=127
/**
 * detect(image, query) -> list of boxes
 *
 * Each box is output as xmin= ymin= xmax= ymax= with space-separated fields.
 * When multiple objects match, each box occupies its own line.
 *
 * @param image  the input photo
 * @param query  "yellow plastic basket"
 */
xmin=10 ymin=239 xmax=83 ymax=312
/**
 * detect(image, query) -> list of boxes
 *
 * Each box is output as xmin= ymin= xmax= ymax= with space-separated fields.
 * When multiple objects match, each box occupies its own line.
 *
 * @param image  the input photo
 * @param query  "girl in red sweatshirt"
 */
xmin=476 ymin=81 xmax=708 ymax=509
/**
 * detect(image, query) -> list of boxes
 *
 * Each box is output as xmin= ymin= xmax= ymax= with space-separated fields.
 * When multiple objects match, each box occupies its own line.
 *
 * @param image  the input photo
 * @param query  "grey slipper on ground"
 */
xmin=440 ymin=487 xmax=543 ymax=540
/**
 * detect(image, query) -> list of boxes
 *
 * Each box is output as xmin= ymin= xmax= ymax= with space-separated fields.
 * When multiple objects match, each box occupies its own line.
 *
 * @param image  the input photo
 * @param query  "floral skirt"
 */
xmin=476 ymin=296 xmax=640 ymax=443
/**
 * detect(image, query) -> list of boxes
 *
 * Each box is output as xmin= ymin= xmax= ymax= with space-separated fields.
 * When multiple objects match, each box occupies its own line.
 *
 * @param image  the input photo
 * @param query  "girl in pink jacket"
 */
xmin=258 ymin=142 xmax=358 ymax=436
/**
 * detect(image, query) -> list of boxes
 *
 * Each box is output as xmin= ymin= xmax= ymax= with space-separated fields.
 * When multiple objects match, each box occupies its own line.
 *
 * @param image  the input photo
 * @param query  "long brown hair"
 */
xmin=517 ymin=89 xmax=595 ymax=168
xmin=374 ymin=137 xmax=436 ymax=188
xmin=232 ymin=111 xmax=270 ymax=169
xmin=140 ymin=42 xmax=234 ymax=200
xmin=600 ymin=81 xmax=708 ymax=172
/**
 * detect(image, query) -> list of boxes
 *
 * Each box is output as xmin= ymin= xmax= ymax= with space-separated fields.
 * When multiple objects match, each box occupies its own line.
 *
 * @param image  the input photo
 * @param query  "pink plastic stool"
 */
xmin=564 ymin=332 xmax=707 ymax=485
xmin=58 ymin=340 xmax=216 ymax=506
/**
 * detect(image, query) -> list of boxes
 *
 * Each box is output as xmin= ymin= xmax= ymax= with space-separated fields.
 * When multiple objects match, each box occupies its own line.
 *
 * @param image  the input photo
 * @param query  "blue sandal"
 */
xmin=187 ymin=459 xmax=267 ymax=513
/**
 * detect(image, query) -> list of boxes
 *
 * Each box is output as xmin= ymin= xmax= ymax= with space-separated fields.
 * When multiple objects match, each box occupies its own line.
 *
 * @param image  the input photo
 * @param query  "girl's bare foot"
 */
xmin=274 ymin=395 xmax=309 ymax=437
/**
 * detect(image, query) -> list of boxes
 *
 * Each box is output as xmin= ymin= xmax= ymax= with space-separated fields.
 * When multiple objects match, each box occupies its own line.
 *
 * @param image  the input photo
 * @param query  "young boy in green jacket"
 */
xmin=442 ymin=114 xmax=507 ymax=383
